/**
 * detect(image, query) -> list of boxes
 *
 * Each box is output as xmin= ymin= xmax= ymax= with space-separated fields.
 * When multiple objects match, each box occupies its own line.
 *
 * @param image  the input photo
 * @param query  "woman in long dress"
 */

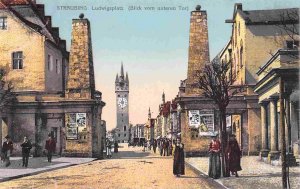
xmin=208 ymin=135 xmax=221 ymax=179
xmin=226 ymin=134 xmax=242 ymax=177
xmin=173 ymin=138 xmax=185 ymax=177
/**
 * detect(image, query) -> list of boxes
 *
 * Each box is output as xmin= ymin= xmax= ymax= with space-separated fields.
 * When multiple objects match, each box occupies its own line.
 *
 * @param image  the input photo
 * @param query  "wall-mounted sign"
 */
xmin=199 ymin=113 xmax=215 ymax=136
xmin=65 ymin=113 xmax=87 ymax=140
xmin=188 ymin=110 xmax=200 ymax=127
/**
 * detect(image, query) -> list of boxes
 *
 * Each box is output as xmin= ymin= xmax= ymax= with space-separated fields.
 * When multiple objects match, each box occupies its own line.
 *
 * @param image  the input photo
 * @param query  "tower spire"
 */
xmin=115 ymin=73 xmax=119 ymax=83
xmin=120 ymin=62 xmax=124 ymax=78
xmin=148 ymin=107 xmax=151 ymax=119
xmin=162 ymin=91 xmax=165 ymax=104
xmin=126 ymin=72 xmax=129 ymax=83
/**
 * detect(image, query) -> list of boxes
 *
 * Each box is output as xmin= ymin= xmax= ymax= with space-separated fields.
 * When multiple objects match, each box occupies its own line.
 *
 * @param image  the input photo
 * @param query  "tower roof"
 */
xmin=125 ymin=72 xmax=129 ymax=83
xmin=115 ymin=73 xmax=119 ymax=83
xmin=120 ymin=62 xmax=124 ymax=78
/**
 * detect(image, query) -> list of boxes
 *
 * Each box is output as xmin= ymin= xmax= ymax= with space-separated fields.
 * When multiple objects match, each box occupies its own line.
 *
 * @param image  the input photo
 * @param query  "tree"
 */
xmin=192 ymin=55 xmax=242 ymax=177
xmin=0 ymin=68 xmax=15 ymax=111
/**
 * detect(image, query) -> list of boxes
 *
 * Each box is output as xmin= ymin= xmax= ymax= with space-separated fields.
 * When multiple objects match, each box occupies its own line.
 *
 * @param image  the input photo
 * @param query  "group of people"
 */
xmin=1 ymin=134 xmax=56 ymax=168
xmin=157 ymin=138 xmax=173 ymax=156
xmin=208 ymin=134 xmax=242 ymax=179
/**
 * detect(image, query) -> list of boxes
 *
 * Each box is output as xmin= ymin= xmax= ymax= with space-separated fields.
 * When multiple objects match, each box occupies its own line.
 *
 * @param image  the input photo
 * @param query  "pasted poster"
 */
xmin=65 ymin=113 xmax=87 ymax=139
xmin=188 ymin=110 xmax=200 ymax=127
xmin=199 ymin=114 xmax=215 ymax=136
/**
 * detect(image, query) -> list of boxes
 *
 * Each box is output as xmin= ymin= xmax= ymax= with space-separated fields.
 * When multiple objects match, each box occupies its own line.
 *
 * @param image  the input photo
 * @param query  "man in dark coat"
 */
xmin=226 ymin=134 xmax=242 ymax=177
xmin=173 ymin=138 xmax=185 ymax=177
xmin=1 ymin=135 xmax=13 ymax=167
xmin=21 ymin=136 xmax=32 ymax=167
xmin=45 ymin=134 xmax=56 ymax=163
xmin=153 ymin=139 xmax=157 ymax=153
xmin=114 ymin=141 xmax=119 ymax=153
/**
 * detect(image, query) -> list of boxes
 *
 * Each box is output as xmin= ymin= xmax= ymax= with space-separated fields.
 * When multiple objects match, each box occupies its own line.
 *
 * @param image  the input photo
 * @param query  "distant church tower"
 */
xmin=115 ymin=63 xmax=129 ymax=143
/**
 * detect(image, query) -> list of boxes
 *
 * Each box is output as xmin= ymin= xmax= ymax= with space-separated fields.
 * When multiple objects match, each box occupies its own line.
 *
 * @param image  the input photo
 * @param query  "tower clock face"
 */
xmin=118 ymin=97 xmax=127 ymax=108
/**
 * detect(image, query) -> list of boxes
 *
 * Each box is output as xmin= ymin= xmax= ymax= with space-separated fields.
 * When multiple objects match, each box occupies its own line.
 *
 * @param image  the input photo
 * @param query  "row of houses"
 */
xmin=146 ymin=4 xmax=299 ymax=165
xmin=0 ymin=0 xmax=106 ymax=158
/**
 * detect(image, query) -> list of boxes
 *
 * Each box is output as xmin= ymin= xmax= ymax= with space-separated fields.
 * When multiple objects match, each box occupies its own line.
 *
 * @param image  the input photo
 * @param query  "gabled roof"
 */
xmin=239 ymin=8 xmax=299 ymax=24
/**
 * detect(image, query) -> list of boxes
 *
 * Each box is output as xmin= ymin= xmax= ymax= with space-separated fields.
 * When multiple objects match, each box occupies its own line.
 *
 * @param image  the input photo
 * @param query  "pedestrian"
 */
xmin=143 ymin=140 xmax=147 ymax=152
xmin=106 ymin=139 xmax=112 ymax=158
xmin=169 ymin=140 xmax=173 ymax=156
xmin=208 ymin=135 xmax=221 ymax=179
xmin=153 ymin=139 xmax=157 ymax=154
xmin=114 ymin=141 xmax=119 ymax=153
xmin=45 ymin=134 xmax=56 ymax=163
xmin=173 ymin=138 xmax=185 ymax=177
xmin=21 ymin=136 xmax=32 ymax=167
xmin=226 ymin=134 xmax=242 ymax=177
xmin=1 ymin=135 xmax=13 ymax=167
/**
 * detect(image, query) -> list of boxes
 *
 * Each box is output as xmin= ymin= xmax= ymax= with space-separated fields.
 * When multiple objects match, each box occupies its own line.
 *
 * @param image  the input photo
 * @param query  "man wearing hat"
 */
xmin=1 ymin=135 xmax=13 ymax=167
xmin=226 ymin=134 xmax=242 ymax=177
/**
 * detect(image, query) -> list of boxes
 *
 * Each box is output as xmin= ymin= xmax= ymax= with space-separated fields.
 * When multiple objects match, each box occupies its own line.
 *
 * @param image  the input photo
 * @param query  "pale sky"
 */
xmin=38 ymin=0 xmax=300 ymax=130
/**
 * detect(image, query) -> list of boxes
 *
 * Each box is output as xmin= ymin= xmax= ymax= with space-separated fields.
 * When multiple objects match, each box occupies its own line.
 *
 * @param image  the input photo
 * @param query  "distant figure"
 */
xmin=106 ymin=139 xmax=112 ymax=158
xmin=45 ymin=134 xmax=56 ymax=163
xmin=21 ymin=136 xmax=32 ymax=167
xmin=226 ymin=134 xmax=242 ymax=177
xmin=208 ymin=135 xmax=221 ymax=179
xmin=143 ymin=140 xmax=147 ymax=152
xmin=173 ymin=138 xmax=185 ymax=177
xmin=153 ymin=139 xmax=157 ymax=154
xmin=114 ymin=142 xmax=119 ymax=153
xmin=1 ymin=135 xmax=13 ymax=167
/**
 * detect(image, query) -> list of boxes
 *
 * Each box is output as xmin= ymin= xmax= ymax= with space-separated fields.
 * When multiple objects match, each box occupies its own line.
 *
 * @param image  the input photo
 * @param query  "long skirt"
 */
xmin=208 ymin=152 xmax=221 ymax=179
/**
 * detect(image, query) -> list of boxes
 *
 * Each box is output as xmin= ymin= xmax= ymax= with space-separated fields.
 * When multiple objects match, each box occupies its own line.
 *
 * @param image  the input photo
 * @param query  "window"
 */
xmin=124 ymin=126 xmax=126 ymax=131
xmin=56 ymin=59 xmax=60 ymax=74
xmin=12 ymin=51 xmax=23 ymax=69
xmin=0 ymin=17 xmax=7 ymax=30
xmin=48 ymin=55 xmax=53 ymax=71
xmin=286 ymin=40 xmax=299 ymax=49
xmin=118 ymin=134 xmax=120 ymax=137
xmin=240 ymin=47 xmax=243 ymax=68
xmin=124 ymin=134 xmax=126 ymax=137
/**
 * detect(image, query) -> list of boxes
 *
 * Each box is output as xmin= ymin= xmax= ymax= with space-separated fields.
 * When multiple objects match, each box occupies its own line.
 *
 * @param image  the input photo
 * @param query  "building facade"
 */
xmin=115 ymin=64 xmax=130 ymax=143
xmin=0 ymin=0 xmax=105 ymax=158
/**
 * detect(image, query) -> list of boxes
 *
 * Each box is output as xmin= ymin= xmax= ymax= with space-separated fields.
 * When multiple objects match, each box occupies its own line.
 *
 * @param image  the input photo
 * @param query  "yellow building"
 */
xmin=0 ymin=0 xmax=105 ymax=158
xmin=254 ymin=49 xmax=299 ymax=164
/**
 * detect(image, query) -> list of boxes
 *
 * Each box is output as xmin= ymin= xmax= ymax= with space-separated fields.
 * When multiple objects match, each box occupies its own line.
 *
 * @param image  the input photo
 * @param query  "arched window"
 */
xmin=240 ymin=46 xmax=243 ymax=68
xmin=124 ymin=125 xmax=126 ymax=131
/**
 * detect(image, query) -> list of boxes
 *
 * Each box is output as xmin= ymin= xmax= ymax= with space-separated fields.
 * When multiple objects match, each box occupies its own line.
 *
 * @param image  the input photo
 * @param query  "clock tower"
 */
xmin=115 ymin=63 xmax=129 ymax=143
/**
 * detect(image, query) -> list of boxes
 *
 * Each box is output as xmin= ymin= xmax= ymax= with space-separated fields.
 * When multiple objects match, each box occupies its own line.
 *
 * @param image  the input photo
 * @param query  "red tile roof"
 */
xmin=1 ymin=0 xmax=33 ymax=5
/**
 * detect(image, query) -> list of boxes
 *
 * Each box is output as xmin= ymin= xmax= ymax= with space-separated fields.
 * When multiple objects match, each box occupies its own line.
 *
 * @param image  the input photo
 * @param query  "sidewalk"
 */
xmin=0 ymin=156 xmax=96 ymax=182
xmin=186 ymin=156 xmax=300 ymax=189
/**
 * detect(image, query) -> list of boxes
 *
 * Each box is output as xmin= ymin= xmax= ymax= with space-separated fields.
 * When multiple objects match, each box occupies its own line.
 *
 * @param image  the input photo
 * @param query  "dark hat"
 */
xmin=5 ymin=135 xmax=10 ymax=139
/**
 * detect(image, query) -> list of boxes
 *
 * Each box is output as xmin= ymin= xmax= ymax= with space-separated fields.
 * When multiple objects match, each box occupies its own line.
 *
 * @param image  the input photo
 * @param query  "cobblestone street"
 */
xmin=0 ymin=144 xmax=222 ymax=189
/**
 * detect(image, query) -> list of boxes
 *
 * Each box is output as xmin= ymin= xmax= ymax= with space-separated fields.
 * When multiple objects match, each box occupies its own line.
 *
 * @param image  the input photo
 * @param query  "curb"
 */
xmin=185 ymin=161 xmax=229 ymax=189
xmin=0 ymin=163 xmax=78 ymax=183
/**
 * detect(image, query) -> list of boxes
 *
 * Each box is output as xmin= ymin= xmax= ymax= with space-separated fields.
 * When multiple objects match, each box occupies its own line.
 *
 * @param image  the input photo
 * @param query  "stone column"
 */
xmin=260 ymin=101 xmax=269 ymax=157
xmin=268 ymin=97 xmax=280 ymax=160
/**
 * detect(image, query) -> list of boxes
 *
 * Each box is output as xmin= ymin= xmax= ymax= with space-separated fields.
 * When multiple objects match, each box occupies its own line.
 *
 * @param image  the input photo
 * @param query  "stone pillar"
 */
xmin=66 ymin=14 xmax=95 ymax=99
xmin=260 ymin=101 xmax=269 ymax=157
xmin=186 ymin=5 xmax=210 ymax=95
xmin=268 ymin=97 xmax=280 ymax=160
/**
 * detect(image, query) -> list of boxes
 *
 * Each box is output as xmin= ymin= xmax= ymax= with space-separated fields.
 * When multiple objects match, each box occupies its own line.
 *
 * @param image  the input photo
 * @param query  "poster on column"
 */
xmin=76 ymin=113 xmax=87 ymax=132
xmin=188 ymin=110 xmax=200 ymax=127
xmin=199 ymin=114 xmax=215 ymax=136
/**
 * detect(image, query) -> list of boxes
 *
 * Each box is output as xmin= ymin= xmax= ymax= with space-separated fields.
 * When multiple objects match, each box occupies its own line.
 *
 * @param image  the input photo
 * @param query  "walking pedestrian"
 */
xmin=208 ymin=135 xmax=221 ymax=179
xmin=114 ymin=141 xmax=119 ymax=153
xmin=143 ymin=140 xmax=147 ymax=152
xmin=106 ymin=139 xmax=112 ymax=158
xmin=45 ymin=134 xmax=56 ymax=163
xmin=173 ymin=138 xmax=185 ymax=177
xmin=1 ymin=135 xmax=13 ymax=167
xmin=153 ymin=139 xmax=157 ymax=153
xmin=226 ymin=134 xmax=242 ymax=177
xmin=21 ymin=136 xmax=32 ymax=167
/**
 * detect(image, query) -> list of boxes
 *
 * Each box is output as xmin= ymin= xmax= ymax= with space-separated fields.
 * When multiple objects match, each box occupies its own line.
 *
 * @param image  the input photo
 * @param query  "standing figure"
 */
xmin=1 ymin=135 xmax=13 ymax=167
xmin=106 ymin=139 xmax=112 ymax=158
xmin=173 ymin=138 xmax=185 ymax=177
xmin=21 ymin=136 xmax=32 ymax=167
xmin=208 ymin=135 xmax=221 ymax=179
xmin=114 ymin=141 xmax=119 ymax=153
xmin=153 ymin=139 xmax=157 ymax=154
xmin=226 ymin=134 xmax=242 ymax=177
xmin=45 ymin=134 xmax=56 ymax=163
